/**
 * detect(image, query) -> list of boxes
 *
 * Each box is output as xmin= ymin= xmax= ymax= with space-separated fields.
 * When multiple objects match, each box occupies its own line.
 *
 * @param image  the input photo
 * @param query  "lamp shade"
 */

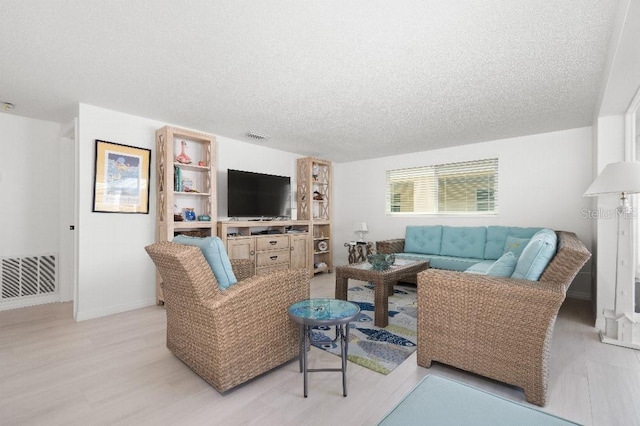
xmin=353 ymin=222 xmax=368 ymax=232
xmin=584 ymin=161 xmax=640 ymax=196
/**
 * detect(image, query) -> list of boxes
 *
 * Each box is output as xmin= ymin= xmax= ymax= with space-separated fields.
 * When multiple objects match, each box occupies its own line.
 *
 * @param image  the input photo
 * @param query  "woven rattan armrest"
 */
xmin=231 ymin=258 xmax=255 ymax=281
xmin=376 ymin=238 xmax=405 ymax=254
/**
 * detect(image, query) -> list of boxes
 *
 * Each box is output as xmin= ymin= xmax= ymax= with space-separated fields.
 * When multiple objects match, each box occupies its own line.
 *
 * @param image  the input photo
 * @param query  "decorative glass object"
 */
xmin=184 ymin=208 xmax=196 ymax=221
xmin=367 ymin=253 xmax=396 ymax=271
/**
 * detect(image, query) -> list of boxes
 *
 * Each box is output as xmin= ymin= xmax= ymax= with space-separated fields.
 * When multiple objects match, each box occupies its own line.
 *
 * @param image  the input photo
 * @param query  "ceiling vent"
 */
xmin=245 ymin=132 xmax=271 ymax=141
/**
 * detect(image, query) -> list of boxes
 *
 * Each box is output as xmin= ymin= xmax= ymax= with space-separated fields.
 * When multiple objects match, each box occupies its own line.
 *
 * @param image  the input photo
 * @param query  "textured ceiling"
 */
xmin=0 ymin=1 xmax=621 ymax=162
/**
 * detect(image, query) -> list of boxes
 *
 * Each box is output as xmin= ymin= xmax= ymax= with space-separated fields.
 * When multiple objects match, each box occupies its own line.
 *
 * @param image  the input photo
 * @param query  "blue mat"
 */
xmin=378 ymin=375 xmax=580 ymax=426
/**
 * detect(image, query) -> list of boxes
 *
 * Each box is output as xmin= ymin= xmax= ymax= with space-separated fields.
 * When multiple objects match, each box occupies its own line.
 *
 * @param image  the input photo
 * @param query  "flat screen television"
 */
xmin=227 ymin=169 xmax=291 ymax=218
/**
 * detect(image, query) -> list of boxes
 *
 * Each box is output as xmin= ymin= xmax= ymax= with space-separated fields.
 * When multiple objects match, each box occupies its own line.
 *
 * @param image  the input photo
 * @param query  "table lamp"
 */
xmin=353 ymin=222 xmax=368 ymax=242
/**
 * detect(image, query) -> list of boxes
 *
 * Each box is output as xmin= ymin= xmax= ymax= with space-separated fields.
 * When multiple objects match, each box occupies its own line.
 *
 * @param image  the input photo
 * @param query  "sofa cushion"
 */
xmin=503 ymin=236 xmax=530 ymax=259
xmin=485 ymin=252 xmax=517 ymax=277
xmin=405 ymin=225 xmax=443 ymax=255
xmin=440 ymin=226 xmax=487 ymax=259
xmin=173 ymin=235 xmax=238 ymax=289
xmin=464 ymin=260 xmax=494 ymax=274
xmin=511 ymin=229 xmax=557 ymax=281
xmin=396 ymin=253 xmax=432 ymax=262
xmin=430 ymin=255 xmax=483 ymax=272
xmin=484 ymin=226 xmax=542 ymax=260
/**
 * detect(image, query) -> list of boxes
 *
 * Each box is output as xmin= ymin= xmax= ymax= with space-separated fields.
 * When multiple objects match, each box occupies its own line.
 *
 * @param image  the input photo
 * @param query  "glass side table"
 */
xmin=288 ymin=298 xmax=360 ymax=397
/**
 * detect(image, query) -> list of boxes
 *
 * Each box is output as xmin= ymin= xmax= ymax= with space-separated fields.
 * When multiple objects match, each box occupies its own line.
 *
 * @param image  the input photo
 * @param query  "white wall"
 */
xmin=334 ymin=126 xmax=594 ymax=299
xmin=76 ymin=104 xmax=304 ymax=320
xmin=0 ymin=113 xmax=61 ymax=257
xmin=76 ymin=104 xmax=163 ymax=320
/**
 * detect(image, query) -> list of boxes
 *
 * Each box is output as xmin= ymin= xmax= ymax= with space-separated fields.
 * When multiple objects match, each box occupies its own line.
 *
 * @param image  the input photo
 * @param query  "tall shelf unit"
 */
xmin=155 ymin=126 xmax=217 ymax=304
xmin=297 ymin=157 xmax=332 ymax=274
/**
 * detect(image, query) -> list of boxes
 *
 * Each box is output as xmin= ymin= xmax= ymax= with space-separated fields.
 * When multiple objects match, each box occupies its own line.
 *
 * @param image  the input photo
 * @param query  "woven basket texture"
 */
xmin=145 ymin=241 xmax=310 ymax=392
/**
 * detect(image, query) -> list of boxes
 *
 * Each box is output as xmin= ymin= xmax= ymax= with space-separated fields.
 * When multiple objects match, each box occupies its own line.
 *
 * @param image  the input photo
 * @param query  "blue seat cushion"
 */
xmin=440 ymin=226 xmax=487 ymax=259
xmin=430 ymin=256 xmax=483 ymax=272
xmin=511 ymin=229 xmax=557 ymax=281
xmin=405 ymin=225 xmax=443 ymax=255
xmin=396 ymin=253 xmax=432 ymax=262
xmin=484 ymin=226 xmax=542 ymax=260
xmin=464 ymin=260 xmax=494 ymax=275
xmin=172 ymin=235 xmax=238 ymax=289
xmin=397 ymin=253 xmax=481 ymax=272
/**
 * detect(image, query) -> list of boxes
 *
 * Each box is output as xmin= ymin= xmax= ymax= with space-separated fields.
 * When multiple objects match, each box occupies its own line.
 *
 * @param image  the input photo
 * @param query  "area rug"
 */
xmin=378 ymin=375 xmax=579 ymax=425
xmin=310 ymin=283 xmax=417 ymax=374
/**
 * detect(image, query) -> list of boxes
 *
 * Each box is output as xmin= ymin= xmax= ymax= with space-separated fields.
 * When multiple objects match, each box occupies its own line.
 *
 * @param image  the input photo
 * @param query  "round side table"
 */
xmin=288 ymin=298 xmax=360 ymax=397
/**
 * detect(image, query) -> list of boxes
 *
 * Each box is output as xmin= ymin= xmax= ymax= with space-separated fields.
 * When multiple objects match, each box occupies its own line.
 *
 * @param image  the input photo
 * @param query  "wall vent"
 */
xmin=1 ymin=255 xmax=57 ymax=300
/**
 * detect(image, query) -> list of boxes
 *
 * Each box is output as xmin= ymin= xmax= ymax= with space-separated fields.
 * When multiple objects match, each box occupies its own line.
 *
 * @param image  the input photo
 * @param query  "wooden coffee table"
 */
xmin=335 ymin=259 xmax=429 ymax=327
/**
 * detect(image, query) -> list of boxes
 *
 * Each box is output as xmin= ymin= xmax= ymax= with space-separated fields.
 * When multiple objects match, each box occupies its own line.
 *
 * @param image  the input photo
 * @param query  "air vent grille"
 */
xmin=1 ymin=255 xmax=57 ymax=300
xmin=245 ymin=132 xmax=271 ymax=140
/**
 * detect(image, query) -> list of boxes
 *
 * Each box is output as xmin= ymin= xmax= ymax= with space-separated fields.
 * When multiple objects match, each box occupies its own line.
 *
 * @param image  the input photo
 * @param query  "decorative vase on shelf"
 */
xmin=184 ymin=208 xmax=196 ymax=221
xmin=176 ymin=140 xmax=192 ymax=164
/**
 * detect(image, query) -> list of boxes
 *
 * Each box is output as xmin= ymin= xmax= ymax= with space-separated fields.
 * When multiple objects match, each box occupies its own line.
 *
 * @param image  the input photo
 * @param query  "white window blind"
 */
xmin=386 ymin=158 xmax=498 ymax=214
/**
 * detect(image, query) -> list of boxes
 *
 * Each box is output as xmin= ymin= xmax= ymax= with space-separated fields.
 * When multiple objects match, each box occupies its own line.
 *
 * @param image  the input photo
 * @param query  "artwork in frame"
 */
xmin=92 ymin=140 xmax=151 ymax=214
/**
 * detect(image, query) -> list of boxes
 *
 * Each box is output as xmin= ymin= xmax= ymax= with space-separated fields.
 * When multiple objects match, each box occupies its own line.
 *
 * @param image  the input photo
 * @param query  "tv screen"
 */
xmin=227 ymin=169 xmax=291 ymax=218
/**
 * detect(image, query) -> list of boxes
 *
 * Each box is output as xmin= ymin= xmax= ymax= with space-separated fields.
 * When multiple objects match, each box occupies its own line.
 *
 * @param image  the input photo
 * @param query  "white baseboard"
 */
xmin=75 ymin=298 xmax=157 ymax=321
xmin=0 ymin=293 xmax=61 ymax=311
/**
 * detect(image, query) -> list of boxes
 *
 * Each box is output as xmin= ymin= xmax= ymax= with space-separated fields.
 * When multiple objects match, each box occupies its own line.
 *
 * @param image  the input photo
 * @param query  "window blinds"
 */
xmin=386 ymin=158 xmax=498 ymax=214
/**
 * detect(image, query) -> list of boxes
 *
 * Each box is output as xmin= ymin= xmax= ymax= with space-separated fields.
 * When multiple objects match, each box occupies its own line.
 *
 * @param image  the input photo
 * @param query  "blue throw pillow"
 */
xmin=511 ymin=229 xmax=557 ymax=281
xmin=503 ymin=236 xmax=530 ymax=259
xmin=485 ymin=252 xmax=517 ymax=277
xmin=172 ymin=235 xmax=238 ymax=289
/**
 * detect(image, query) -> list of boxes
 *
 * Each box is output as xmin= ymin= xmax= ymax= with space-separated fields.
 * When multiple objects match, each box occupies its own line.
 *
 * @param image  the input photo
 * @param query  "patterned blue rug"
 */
xmin=311 ymin=283 xmax=417 ymax=374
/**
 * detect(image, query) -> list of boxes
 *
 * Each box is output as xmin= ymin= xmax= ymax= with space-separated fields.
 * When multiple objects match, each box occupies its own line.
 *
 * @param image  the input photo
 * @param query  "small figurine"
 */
xmin=313 ymin=190 xmax=323 ymax=200
xmin=176 ymin=140 xmax=192 ymax=164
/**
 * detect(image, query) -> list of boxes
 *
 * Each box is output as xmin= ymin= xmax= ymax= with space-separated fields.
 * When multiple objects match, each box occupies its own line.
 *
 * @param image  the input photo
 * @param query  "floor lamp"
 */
xmin=584 ymin=161 xmax=640 ymax=349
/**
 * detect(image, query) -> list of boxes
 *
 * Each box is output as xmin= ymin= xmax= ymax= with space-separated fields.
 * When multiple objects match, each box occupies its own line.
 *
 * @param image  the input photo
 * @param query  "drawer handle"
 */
xmin=270 ymin=255 xmax=278 ymax=260
xmin=269 ymin=240 xmax=277 ymax=245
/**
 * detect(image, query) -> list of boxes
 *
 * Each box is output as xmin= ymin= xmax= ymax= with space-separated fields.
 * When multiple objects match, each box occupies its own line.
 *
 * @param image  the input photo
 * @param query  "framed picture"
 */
xmin=92 ymin=140 xmax=151 ymax=214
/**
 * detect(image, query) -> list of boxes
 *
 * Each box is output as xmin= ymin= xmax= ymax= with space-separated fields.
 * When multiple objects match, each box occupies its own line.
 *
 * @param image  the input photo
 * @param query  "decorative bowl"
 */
xmin=367 ymin=254 xmax=396 ymax=271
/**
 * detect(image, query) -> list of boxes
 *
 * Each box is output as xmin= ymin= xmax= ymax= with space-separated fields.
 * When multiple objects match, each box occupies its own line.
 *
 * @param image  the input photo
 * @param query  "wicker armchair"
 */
xmin=415 ymin=231 xmax=590 ymax=406
xmin=145 ymin=241 xmax=310 ymax=393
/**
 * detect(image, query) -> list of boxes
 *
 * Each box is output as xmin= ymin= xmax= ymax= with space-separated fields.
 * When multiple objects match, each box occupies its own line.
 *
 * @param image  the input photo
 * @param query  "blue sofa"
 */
xmin=376 ymin=225 xmax=558 ymax=281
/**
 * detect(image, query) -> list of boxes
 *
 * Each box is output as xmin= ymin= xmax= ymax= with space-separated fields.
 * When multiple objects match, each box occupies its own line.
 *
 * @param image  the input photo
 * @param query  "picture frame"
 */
xmin=92 ymin=140 xmax=151 ymax=214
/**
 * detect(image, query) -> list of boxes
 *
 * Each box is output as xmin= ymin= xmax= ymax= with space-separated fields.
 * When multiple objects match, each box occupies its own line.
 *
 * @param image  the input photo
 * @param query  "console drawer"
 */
xmin=256 ymin=249 xmax=290 ymax=267
xmin=256 ymin=235 xmax=289 ymax=251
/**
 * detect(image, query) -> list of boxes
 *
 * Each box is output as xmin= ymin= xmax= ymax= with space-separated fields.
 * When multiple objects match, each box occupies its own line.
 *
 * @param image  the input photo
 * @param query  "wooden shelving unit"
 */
xmin=155 ymin=126 xmax=217 ymax=303
xmin=297 ymin=157 xmax=333 ymax=274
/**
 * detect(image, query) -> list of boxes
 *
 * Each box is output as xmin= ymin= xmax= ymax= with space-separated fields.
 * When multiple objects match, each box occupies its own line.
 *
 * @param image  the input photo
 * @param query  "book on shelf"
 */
xmin=174 ymin=166 xmax=182 ymax=192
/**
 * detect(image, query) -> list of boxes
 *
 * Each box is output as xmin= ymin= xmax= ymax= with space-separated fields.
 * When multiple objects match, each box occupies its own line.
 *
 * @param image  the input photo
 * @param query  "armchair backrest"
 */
xmin=539 ymin=231 xmax=591 ymax=290
xmin=145 ymin=241 xmax=221 ymax=305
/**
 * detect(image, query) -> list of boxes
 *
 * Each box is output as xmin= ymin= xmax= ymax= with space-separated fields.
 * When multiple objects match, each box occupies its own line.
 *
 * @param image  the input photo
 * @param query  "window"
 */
xmin=386 ymin=158 xmax=498 ymax=214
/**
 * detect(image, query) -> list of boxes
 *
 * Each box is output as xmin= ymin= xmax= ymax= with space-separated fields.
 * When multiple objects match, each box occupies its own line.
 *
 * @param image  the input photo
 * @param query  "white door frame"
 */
xmin=59 ymin=118 xmax=79 ymax=316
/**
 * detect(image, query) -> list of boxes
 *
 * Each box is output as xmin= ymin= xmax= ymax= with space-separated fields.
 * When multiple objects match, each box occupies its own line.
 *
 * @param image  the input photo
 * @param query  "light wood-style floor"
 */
xmin=1 ymin=273 xmax=640 ymax=426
